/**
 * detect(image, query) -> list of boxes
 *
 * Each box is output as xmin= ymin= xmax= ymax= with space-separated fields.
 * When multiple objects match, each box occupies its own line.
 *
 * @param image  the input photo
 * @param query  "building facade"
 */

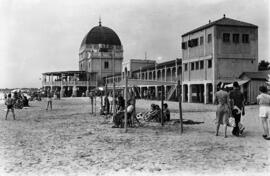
xmin=181 ymin=15 xmax=258 ymax=104
xmin=106 ymin=58 xmax=182 ymax=101
xmin=42 ymin=20 xmax=123 ymax=97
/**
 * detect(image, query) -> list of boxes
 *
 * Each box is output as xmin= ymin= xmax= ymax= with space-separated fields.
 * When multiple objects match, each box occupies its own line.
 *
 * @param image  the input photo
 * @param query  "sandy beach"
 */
xmin=0 ymin=97 xmax=269 ymax=176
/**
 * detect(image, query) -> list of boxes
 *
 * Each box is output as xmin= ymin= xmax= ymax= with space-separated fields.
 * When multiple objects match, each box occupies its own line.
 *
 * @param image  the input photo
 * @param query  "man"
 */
xmin=229 ymin=82 xmax=245 ymax=136
xmin=214 ymin=83 xmax=231 ymax=138
xmin=5 ymin=93 xmax=16 ymax=120
xmin=89 ymin=91 xmax=94 ymax=114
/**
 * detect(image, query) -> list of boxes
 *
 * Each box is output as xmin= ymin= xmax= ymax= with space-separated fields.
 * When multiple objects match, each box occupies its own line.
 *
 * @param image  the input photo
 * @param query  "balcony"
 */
xmin=42 ymin=80 xmax=97 ymax=87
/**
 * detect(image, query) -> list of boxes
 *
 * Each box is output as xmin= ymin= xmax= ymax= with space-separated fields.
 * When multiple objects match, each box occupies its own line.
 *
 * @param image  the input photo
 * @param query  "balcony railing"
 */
xmin=42 ymin=81 xmax=97 ymax=87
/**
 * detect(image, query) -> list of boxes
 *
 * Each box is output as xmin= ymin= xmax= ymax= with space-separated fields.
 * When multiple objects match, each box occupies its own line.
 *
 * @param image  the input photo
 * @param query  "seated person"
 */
xmin=112 ymin=101 xmax=132 ymax=128
xmin=112 ymin=110 xmax=125 ymax=128
xmin=144 ymin=104 xmax=161 ymax=122
xmin=163 ymin=103 xmax=170 ymax=122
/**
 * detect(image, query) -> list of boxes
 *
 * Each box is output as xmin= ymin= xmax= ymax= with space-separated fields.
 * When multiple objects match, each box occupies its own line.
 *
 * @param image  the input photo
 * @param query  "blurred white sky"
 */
xmin=0 ymin=0 xmax=269 ymax=88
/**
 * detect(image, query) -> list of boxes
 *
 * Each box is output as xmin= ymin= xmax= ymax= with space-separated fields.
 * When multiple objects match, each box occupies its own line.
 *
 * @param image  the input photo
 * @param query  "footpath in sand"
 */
xmin=0 ymin=98 xmax=269 ymax=176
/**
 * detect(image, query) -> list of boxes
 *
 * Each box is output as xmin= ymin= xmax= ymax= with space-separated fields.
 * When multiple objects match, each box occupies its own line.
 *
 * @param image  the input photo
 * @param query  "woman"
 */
xmin=214 ymin=83 xmax=231 ymax=138
xmin=256 ymin=85 xmax=270 ymax=140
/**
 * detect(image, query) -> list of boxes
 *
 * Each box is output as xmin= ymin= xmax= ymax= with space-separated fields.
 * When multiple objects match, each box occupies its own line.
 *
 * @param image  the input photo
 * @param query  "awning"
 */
xmin=225 ymin=80 xmax=249 ymax=88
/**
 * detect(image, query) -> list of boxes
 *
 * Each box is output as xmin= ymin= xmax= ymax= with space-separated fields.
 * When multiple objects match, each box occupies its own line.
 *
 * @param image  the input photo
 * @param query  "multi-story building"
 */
xmin=181 ymin=15 xmax=258 ymax=104
xmin=42 ymin=20 xmax=123 ymax=97
xmin=106 ymin=58 xmax=182 ymax=100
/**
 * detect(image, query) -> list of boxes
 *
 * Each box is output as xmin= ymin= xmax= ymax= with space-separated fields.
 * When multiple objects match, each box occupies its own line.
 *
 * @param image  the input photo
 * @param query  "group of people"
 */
xmin=5 ymin=83 xmax=270 ymax=140
xmin=215 ymin=82 xmax=246 ymax=138
xmin=111 ymin=92 xmax=138 ymax=128
xmin=143 ymin=103 xmax=170 ymax=123
xmin=4 ymin=91 xmax=31 ymax=120
xmin=215 ymin=81 xmax=270 ymax=140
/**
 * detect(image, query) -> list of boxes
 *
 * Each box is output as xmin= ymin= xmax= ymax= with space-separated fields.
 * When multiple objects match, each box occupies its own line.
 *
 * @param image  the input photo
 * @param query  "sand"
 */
xmin=0 ymin=97 xmax=269 ymax=176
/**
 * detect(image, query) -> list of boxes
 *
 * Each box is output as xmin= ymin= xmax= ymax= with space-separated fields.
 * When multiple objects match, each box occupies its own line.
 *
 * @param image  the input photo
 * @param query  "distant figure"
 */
xmin=144 ymin=104 xmax=161 ymax=122
xmin=117 ymin=94 xmax=125 ymax=111
xmin=163 ymin=103 xmax=170 ymax=122
xmin=23 ymin=95 xmax=29 ymax=107
xmin=104 ymin=93 xmax=110 ymax=115
xmin=46 ymin=91 xmax=53 ymax=110
xmin=229 ymin=82 xmax=245 ymax=136
xmin=5 ymin=94 xmax=15 ymax=120
xmin=256 ymin=85 xmax=270 ymax=140
xmin=214 ymin=83 xmax=231 ymax=138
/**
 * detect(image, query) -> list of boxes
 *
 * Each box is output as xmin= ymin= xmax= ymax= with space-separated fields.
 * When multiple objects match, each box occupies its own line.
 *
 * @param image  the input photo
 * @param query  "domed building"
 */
xmin=79 ymin=20 xmax=123 ymax=84
xmin=42 ymin=20 xmax=123 ymax=97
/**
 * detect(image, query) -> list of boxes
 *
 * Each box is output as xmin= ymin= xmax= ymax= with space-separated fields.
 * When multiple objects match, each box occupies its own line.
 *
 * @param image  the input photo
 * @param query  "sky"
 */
xmin=0 ymin=0 xmax=269 ymax=88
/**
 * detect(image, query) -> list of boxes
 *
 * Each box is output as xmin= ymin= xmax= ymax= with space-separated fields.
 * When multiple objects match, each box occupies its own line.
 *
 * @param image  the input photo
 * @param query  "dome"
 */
xmin=80 ymin=22 xmax=121 ymax=48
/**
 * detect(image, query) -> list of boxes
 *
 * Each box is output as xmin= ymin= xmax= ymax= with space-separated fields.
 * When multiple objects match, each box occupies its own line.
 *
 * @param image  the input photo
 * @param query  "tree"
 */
xmin=258 ymin=60 xmax=270 ymax=71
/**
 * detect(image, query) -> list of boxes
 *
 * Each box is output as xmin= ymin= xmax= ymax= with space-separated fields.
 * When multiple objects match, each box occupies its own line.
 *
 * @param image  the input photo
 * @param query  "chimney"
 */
xmin=223 ymin=14 xmax=226 ymax=18
xmin=209 ymin=20 xmax=211 ymax=23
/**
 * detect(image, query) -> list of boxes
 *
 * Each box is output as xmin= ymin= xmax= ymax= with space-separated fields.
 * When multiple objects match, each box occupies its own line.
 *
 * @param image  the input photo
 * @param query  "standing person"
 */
xmin=46 ymin=91 xmax=53 ymax=110
xmin=256 ymin=85 xmax=270 ymax=140
xmin=104 ymin=93 xmax=110 ymax=115
xmin=5 ymin=94 xmax=16 ymax=120
xmin=89 ymin=91 xmax=94 ymax=114
xmin=214 ymin=83 xmax=231 ymax=138
xmin=163 ymin=103 xmax=170 ymax=122
xmin=229 ymin=82 xmax=245 ymax=136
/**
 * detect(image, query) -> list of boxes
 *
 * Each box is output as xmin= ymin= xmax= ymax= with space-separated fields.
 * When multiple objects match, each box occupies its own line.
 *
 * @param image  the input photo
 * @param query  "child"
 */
xmin=257 ymin=85 xmax=270 ymax=140
xmin=46 ymin=91 xmax=53 ymax=110
xmin=163 ymin=103 xmax=170 ymax=122
xmin=5 ymin=94 xmax=16 ymax=120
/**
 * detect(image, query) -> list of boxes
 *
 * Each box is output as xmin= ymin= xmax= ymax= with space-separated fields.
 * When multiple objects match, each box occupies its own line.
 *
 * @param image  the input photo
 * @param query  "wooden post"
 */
xmin=94 ymin=93 xmax=96 ymax=116
xmin=161 ymin=85 xmax=164 ymax=126
xmin=91 ymin=97 xmax=93 ymax=114
xmin=131 ymin=87 xmax=136 ymax=127
xmin=178 ymin=80 xmax=183 ymax=134
xmin=124 ymin=67 xmax=128 ymax=133
xmin=100 ymin=94 xmax=103 ymax=114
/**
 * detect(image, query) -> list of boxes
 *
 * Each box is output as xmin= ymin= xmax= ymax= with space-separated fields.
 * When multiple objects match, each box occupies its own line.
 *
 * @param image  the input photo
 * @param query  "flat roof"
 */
xmin=132 ymin=58 xmax=182 ymax=73
xmin=42 ymin=71 xmax=97 ymax=76
xmin=182 ymin=16 xmax=258 ymax=37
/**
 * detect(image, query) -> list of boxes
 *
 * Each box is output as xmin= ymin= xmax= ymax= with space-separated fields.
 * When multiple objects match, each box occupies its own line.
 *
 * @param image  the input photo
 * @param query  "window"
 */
xmin=184 ymin=63 xmax=188 ymax=71
xmin=191 ymin=63 xmax=195 ymax=70
xmin=193 ymin=38 xmax=198 ymax=47
xmin=200 ymin=60 xmax=204 ymax=69
xmin=195 ymin=62 xmax=199 ymax=70
xmin=242 ymin=34 xmax=249 ymax=43
xmin=200 ymin=36 xmax=204 ymax=45
xmin=208 ymin=59 xmax=212 ymax=68
xmin=188 ymin=38 xmax=199 ymax=47
xmin=104 ymin=61 xmax=109 ymax=69
xmin=208 ymin=34 xmax=212 ymax=43
xmin=223 ymin=33 xmax=230 ymax=42
xmin=182 ymin=42 xmax=187 ymax=49
xmin=233 ymin=34 xmax=239 ymax=43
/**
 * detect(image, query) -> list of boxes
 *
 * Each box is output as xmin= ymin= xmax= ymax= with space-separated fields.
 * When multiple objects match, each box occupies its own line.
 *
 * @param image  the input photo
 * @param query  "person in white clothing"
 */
xmin=257 ymin=85 xmax=270 ymax=140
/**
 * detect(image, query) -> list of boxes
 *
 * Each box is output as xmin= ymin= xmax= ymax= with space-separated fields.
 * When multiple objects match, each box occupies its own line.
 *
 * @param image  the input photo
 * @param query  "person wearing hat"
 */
xmin=214 ymin=82 xmax=231 ymax=138
xmin=229 ymin=81 xmax=245 ymax=136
